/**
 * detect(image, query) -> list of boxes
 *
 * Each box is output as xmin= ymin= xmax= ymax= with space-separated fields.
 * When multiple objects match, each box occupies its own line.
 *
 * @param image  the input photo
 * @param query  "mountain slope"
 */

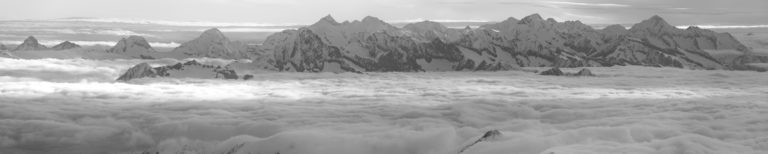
xmin=51 ymin=41 xmax=81 ymax=50
xmin=117 ymin=60 xmax=240 ymax=81
xmin=107 ymin=36 xmax=157 ymax=59
xmin=12 ymin=36 xmax=48 ymax=51
xmin=403 ymin=20 xmax=462 ymax=42
xmin=595 ymin=15 xmax=749 ymax=69
xmin=170 ymin=28 xmax=250 ymax=59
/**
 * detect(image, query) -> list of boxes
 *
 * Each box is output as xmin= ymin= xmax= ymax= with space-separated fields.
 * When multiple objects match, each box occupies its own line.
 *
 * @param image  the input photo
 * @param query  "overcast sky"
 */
xmin=1 ymin=0 xmax=766 ymax=25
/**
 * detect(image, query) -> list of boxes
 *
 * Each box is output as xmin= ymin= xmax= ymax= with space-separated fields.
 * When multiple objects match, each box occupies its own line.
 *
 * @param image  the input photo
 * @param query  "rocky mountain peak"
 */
xmin=116 ymin=63 xmax=156 ymax=81
xmin=312 ymin=14 xmax=340 ymax=27
xmin=13 ymin=36 xmax=48 ymax=51
xmin=355 ymin=16 xmax=396 ymax=30
xmin=321 ymin=14 xmax=338 ymax=23
xmin=126 ymin=35 xmax=152 ymax=47
xmin=23 ymin=36 xmax=39 ymax=44
xmin=546 ymin=18 xmax=558 ymax=23
xmin=171 ymin=28 xmax=249 ymax=59
xmin=630 ymin=15 xmax=677 ymax=33
xmin=519 ymin=13 xmax=544 ymax=24
xmin=200 ymin=28 xmax=228 ymax=42
xmin=51 ymin=41 xmax=81 ymax=50
xmin=649 ymin=15 xmax=665 ymax=22
xmin=361 ymin=16 xmax=385 ymax=24
xmin=108 ymin=35 xmax=155 ymax=54
xmin=107 ymin=36 xmax=157 ymax=59
xmin=504 ymin=17 xmax=519 ymax=23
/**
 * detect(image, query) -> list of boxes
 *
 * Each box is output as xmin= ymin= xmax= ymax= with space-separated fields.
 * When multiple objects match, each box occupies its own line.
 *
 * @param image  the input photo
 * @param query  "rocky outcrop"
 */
xmin=51 ymin=41 xmax=81 ymax=50
xmin=0 ymin=44 xmax=7 ymax=50
xmin=116 ymin=63 xmax=157 ymax=81
xmin=458 ymin=130 xmax=502 ymax=154
xmin=540 ymin=67 xmax=565 ymax=76
xmin=540 ymin=67 xmax=596 ymax=76
xmin=116 ymin=60 xmax=241 ymax=81
xmin=575 ymin=68 xmax=595 ymax=76
xmin=170 ymin=28 xmax=250 ymax=59
xmin=107 ymin=36 xmax=157 ymax=59
xmin=13 ymin=36 xmax=48 ymax=51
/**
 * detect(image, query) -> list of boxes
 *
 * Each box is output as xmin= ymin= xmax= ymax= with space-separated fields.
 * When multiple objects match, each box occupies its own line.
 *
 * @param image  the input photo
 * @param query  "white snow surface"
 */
xmin=0 ymin=57 xmax=767 ymax=154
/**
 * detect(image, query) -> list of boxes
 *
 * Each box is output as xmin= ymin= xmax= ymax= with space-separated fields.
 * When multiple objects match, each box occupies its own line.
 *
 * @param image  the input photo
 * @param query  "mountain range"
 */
xmin=1 ymin=14 xmax=765 ymax=80
xmin=260 ymin=14 xmax=762 ymax=73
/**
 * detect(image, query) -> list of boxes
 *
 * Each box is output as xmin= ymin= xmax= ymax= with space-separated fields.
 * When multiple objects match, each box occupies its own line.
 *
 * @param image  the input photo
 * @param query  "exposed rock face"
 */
xmin=575 ymin=68 xmax=595 ymax=76
xmin=116 ymin=60 xmax=241 ymax=81
xmin=540 ymin=67 xmax=596 ymax=76
xmin=540 ymin=67 xmax=564 ymax=76
xmin=107 ymin=36 xmax=157 ymax=58
xmin=266 ymin=28 xmax=350 ymax=72
xmin=116 ymin=63 xmax=157 ymax=81
xmin=13 ymin=36 xmax=48 ymax=51
xmin=171 ymin=28 xmax=250 ymax=59
xmin=242 ymin=74 xmax=254 ymax=80
xmin=458 ymin=130 xmax=502 ymax=153
xmin=259 ymin=14 xmax=755 ymax=72
xmin=51 ymin=41 xmax=81 ymax=50
xmin=0 ymin=44 xmax=6 ymax=50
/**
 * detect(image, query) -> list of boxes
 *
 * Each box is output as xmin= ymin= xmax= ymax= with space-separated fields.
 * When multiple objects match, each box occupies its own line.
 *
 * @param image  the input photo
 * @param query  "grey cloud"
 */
xmin=1 ymin=59 xmax=768 ymax=153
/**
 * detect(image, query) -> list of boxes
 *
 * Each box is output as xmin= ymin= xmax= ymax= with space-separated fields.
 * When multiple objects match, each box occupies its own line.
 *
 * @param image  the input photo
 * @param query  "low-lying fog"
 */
xmin=1 ymin=57 xmax=767 ymax=154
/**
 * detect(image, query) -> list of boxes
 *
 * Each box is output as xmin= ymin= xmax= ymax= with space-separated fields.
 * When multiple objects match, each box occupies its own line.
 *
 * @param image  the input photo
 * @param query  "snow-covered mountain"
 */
xmin=402 ymin=20 xmax=463 ymax=42
xmin=595 ymin=15 xmax=747 ymax=69
xmin=263 ymin=15 xmax=520 ymax=72
xmin=12 ymin=36 xmax=48 ymax=51
xmin=117 ymin=60 xmax=240 ymax=81
xmin=170 ymin=28 xmax=251 ymax=59
xmin=259 ymin=14 xmax=761 ymax=72
xmin=106 ymin=36 xmax=157 ymax=59
xmin=51 ymin=41 xmax=81 ymax=50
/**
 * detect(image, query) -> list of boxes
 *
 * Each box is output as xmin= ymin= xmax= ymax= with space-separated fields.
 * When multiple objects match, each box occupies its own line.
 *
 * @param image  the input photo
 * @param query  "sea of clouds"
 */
xmin=0 ymin=57 xmax=767 ymax=154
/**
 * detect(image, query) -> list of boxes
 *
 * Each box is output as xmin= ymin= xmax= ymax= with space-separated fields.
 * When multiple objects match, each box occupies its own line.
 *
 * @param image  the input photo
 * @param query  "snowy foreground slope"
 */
xmin=0 ymin=57 xmax=767 ymax=154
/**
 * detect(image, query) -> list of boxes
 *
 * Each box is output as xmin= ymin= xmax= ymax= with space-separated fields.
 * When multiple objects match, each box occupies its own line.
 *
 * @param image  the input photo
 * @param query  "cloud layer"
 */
xmin=1 ymin=0 xmax=767 ymax=25
xmin=0 ymin=57 xmax=767 ymax=154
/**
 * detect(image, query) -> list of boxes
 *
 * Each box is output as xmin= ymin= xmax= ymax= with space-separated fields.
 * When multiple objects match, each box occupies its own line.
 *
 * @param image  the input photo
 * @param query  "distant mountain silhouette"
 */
xmin=13 ymin=36 xmax=48 ymax=51
xmin=51 ymin=41 xmax=81 ymax=50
